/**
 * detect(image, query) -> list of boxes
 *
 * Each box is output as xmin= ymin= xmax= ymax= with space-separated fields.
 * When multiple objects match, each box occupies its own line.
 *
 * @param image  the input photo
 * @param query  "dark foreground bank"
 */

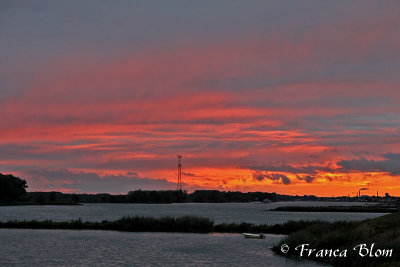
xmin=273 ymin=212 xmax=400 ymax=267
xmin=0 ymin=215 xmax=324 ymax=234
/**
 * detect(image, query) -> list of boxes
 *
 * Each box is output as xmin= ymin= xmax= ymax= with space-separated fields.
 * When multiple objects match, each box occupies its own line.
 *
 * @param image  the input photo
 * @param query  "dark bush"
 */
xmin=0 ymin=173 xmax=27 ymax=201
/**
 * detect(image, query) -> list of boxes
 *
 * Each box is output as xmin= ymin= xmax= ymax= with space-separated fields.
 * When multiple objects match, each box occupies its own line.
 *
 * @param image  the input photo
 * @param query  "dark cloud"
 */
xmin=337 ymin=153 xmax=400 ymax=175
xmin=182 ymin=172 xmax=197 ymax=177
xmin=24 ymin=169 xmax=175 ymax=194
xmin=253 ymin=172 xmax=291 ymax=185
xmin=245 ymin=164 xmax=333 ymax=175
xmin=296 ymin=175 xmax=315 ymax=183
xmin=248 ymin=153 xmax=400 ymax=179
xmin=385 ymin=153 xmax=400 ymax=161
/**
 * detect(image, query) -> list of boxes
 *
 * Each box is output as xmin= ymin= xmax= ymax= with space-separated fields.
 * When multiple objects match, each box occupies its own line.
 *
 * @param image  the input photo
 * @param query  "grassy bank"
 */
xmin=271 ymin=205 xmax=399 ymax=213
xmin=0 ymin=216 xmax=325 ymax=234
xmin=272 ymin=212 xmax=400 ymax=267
xmin=0 ymin=216 xmax=214 ymax=233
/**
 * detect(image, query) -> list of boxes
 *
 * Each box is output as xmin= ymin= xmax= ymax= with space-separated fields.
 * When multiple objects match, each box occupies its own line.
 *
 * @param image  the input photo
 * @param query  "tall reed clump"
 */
xmin=1 ymin=217 xmax=342 ymax=235
xmin=0 ymin=216 xmax=215 ymax=233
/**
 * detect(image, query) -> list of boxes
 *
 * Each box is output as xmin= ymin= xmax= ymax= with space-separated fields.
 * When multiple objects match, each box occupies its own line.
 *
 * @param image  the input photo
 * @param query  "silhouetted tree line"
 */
xmin=1 ymin=172 xmax=323 ymax=204
xmin=188 ymin=190 xmax=277 ymax=202
xmin=126 ymin=190 xmax=278 ymax=203
xmin=17 ymin=190 xmax=400 ymax=205
xmin=23 ymin=192 xmax=128 ymax=204
xmin=127 ymin=190 xmax=187 ymax=203
xmin=21 ymin=190 xmax=279 ymax=204
xmin=0 ymin=173 xmax=27 ymax=201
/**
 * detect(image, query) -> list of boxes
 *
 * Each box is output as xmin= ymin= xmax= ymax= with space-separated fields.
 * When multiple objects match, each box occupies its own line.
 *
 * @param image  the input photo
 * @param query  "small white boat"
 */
xmin=243 ymin=233 xmax=265 ymax=239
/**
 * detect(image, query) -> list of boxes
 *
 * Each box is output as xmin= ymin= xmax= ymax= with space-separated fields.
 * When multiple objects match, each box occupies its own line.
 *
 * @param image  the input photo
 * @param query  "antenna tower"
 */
xmin=177 ymin=155 xmax=183 ymax=190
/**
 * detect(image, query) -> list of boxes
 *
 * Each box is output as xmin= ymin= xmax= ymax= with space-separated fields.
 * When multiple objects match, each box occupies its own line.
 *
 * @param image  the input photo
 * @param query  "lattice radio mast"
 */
xmin=177 ymin=154 xmax=183 ymax=190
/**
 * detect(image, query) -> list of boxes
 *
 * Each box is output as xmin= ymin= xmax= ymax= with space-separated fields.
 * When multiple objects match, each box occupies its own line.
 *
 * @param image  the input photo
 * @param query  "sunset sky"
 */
xmin=1 ymin=1 xmax=400 ymax=196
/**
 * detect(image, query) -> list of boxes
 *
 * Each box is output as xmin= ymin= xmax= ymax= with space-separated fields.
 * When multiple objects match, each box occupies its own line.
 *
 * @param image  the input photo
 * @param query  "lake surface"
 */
xmin=1 ymin=202 xmax=384 ymax=266
xmin=0 ymin=201 xmax=386 ymax=224
xmin=0 ymin=229 xmax=324 ymax=266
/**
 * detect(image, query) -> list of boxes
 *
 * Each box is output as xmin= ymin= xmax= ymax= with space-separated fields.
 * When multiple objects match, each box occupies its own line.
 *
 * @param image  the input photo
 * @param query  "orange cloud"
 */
xmin=1 ymin=15 xmax=400 ymax=196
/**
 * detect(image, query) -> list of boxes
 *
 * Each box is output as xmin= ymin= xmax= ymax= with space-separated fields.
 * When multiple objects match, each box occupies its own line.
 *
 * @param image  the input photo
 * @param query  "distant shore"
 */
xmin=270 ymin=205 xmax=399 ymax=213
xmin=17 ymin=189 xmax=400 ymax=205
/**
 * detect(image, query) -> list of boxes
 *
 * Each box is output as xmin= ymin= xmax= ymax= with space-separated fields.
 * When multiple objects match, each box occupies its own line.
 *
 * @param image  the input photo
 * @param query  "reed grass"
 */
xmin=0 ymin=216 xmax=320 ymax=234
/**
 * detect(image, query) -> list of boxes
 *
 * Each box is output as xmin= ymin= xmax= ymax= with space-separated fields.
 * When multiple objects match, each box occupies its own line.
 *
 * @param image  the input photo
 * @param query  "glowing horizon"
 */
xmin=1 ymin=1 xmax=400 ymax=196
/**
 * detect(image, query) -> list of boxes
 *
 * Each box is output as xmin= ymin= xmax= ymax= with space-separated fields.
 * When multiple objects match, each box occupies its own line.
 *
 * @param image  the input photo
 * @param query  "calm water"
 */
xmin=0 ymin=229 xmax=324 ymax=266
xmin=0 ymin=201 xmax=386 ymax=224
xmin=0 ymin=202 xmax=384 ymax=266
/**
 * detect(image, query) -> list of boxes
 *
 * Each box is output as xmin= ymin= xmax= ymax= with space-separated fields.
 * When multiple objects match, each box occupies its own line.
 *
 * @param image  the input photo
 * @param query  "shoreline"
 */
xmin=270 ymin=205 xmax=399 ymax=213
xmin=0 ymin=216 xmax=328 ymax=235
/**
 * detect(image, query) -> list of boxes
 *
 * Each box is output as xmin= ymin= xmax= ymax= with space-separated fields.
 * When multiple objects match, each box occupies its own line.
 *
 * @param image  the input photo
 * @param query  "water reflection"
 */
xmin=0 ymin=229 xmax=324 ymax=266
